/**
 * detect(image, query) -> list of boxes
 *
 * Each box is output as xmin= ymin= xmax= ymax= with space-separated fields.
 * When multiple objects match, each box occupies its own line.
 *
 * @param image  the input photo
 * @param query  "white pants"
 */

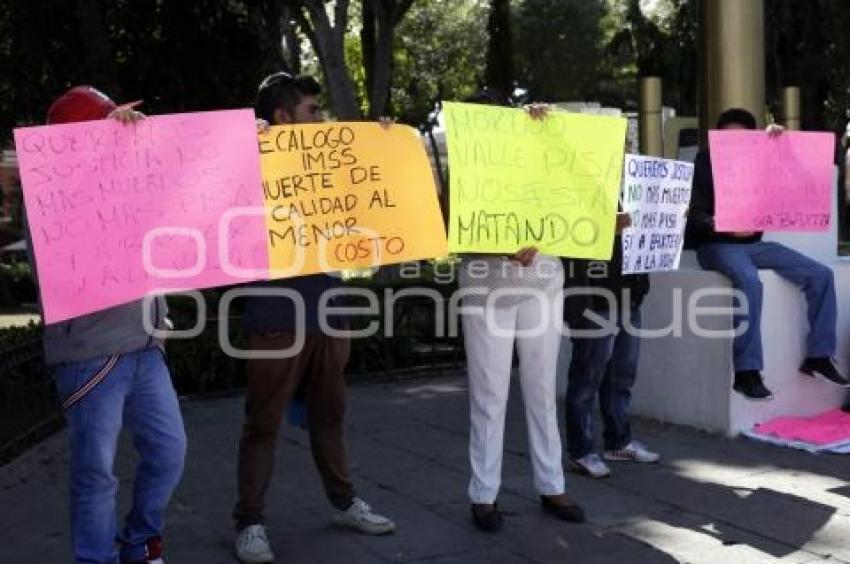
xmin=463 ymin=289 xmax=566 ymax=504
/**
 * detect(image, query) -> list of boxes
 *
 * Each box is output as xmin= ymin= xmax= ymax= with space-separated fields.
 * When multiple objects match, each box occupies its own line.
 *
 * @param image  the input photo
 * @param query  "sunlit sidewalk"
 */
xmin=1 ymin=375 xmax=849 ymax=563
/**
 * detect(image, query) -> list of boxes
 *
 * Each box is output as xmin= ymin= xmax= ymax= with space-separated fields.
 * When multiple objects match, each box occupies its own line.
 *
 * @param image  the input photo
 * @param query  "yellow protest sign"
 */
xmin=259 ymin=123 xmax=447 ymax=275
xmin=443 ymin=102 xmax=626 ymax=259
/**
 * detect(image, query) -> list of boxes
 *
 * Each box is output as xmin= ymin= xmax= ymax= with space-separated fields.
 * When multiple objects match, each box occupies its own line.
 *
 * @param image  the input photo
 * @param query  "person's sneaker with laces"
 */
xmin=332 ymin=497 xmax=396 ymax=535
xmin=234 ymin=524 xmax=274 ymax=563
xmin=800 ymin=357 xmax=850 ymax=387
xmin=121 ymin=537 xmax=164 ymax=564
xmin=569 ymin=453 xmax=611 ymax=478
xmin=733 ymin=370 xmax=773 ymax=400
xmin=603 ymin=440 xmax=660 ymax=463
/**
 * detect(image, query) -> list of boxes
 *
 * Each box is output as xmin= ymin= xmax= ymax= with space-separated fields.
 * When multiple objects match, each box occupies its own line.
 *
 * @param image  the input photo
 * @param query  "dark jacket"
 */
xmin=563 ymin=236 xmax=650 ymax=329
xmin=685 ymin=149 xmax=762 ymax=248
xmin=241 ymin=274 xmax=347 ymax=335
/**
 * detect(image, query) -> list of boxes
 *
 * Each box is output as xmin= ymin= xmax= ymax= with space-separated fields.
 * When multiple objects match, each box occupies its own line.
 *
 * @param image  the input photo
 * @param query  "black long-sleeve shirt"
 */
xmin=563 ymin=236 xmax=650 ymax=328
xmin=684 ymin=149 xmax=762 ymax=248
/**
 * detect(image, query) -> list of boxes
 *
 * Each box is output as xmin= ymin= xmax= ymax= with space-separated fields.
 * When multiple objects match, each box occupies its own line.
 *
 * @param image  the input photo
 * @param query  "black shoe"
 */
xmin=843 ymin=397 xmax=850 ymax=414
xmin=540 ymin=495 xmax=586 ymax=523
xmin=471 ymin=503 xmax=503 ymax=532
xmin=733 ymin=371 xmax=774 ymax=401
xmin=800 ymin=357 xmax=850 ymax=387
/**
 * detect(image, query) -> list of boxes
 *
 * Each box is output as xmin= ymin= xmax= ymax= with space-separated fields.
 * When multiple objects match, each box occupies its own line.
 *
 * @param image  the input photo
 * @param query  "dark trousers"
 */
xmin=565 ymin=308 xmax=641 ymax=459
xmin=233 ymin=332 xmax=354 ymax=528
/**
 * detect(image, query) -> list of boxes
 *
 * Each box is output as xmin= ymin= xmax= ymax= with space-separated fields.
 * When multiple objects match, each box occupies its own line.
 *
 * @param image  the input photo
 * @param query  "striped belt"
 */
xmin=61 ymin=354 xmax=122 ymax=411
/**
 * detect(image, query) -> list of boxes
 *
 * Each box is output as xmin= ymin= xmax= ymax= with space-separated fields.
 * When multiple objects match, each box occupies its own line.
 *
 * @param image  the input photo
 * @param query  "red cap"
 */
xmin=46 ymin=86 xmax=118 ymax=124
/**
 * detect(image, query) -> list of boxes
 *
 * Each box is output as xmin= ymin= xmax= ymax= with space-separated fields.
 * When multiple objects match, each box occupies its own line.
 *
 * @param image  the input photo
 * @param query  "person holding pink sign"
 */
xmin=686 ymin=108 xmax=849 ymax=400
xmin=29 ymin=87 xmax=186 ymax=564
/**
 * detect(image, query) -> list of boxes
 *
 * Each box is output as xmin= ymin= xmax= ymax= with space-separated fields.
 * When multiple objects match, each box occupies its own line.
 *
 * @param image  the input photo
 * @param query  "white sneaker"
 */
xmin=570 ymin=453 xmax=611 ymax=478
xmin=234 ymin=524 xmax=274 ymax=563
xmin=332 ymin=497 xmax=396 ymax=535
xmin=603 ymin=440 xmax=660 ymax=463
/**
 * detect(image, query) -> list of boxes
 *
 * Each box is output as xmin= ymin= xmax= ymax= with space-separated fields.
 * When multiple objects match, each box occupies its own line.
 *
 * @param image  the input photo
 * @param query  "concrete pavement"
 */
xmin=1 ymin=375 xmax=849 ymax=563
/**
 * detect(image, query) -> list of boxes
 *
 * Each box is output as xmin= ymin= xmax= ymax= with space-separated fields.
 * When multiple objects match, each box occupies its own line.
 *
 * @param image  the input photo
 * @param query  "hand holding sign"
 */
xmin=709 ymin=130 xmax=834 ymax=232
xmin=621 ymin=154 xmax=693 ymax=274
xmin=14 ymin=109 xmax=269 ymax=323
xmin=443 ymin=102 xmax=626 ymax=260
xmin=259 ymin=122 xmax=447 ymax=276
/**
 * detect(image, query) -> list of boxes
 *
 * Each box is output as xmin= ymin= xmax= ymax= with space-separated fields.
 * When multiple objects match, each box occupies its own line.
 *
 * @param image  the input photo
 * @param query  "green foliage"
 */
xmin=344 ymin=31 xmax=370 ymax=116
xmin=765 ymin=0 xmax=850 ymax=132
xmin=0 ymin=320 xmax=51 ymax=459
xmin=603 ymin=0 xmax=698 ymax=114
xmin=0 ymin=0 xmax=285 ymax=142
xmin=0 ymin=260 xmax=36 ymax=304
xmin=390 ymin=0 xmax=488 ymax=124
xmin=0 ymin=260 xmax=30 ymax=283
xmin=513 ymin=0 xmax=607 ymax=102
xmin=0 ymin=321 xmax=48 ymax=424
xmin=0 ymin=320 xmax=41 ymax=355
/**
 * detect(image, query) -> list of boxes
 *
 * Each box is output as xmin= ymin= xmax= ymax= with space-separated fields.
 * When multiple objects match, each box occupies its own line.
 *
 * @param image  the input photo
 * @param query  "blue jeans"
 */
xmin=565 ymin=307 xmax=641 ymax=459
xmin=54 ymin=348 xmax=187 ymax=564
xmin=697 ymin=241 xmax=836 ymax=372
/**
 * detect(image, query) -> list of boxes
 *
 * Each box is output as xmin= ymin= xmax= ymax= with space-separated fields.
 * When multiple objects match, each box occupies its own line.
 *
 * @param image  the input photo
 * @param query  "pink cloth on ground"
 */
xmin=752 ymin=409 xmax=850 ymax=446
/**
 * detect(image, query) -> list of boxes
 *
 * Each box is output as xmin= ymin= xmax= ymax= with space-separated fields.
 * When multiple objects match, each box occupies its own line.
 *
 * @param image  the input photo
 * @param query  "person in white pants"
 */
xmin=460 ymin=249 xmax=585 ymax=532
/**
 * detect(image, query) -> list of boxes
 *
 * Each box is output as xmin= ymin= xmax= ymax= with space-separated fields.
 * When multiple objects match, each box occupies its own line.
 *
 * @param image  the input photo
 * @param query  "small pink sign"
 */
xmin=709 ymin=130 xmax=834 ymax=233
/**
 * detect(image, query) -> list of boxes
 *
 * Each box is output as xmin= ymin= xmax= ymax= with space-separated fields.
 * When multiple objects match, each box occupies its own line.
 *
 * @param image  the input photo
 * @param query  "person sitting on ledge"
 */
xmin=686 ymin=107 xmax=850 ymax=401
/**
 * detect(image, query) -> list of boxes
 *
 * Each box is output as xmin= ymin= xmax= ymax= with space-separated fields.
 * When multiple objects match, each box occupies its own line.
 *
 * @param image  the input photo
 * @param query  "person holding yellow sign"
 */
xmin=457 ymin=91 xmax=585 ymax=533
xmin=232 ymin=72 xmax=395 ymax=564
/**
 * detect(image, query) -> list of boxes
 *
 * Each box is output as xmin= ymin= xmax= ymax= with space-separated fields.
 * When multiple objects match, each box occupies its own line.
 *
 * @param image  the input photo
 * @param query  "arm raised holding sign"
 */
xmin=234 ymin=72 xmax=397 ymax=564
xmin=455 ymin=90 xmax=586 ymax=531
xmin=685 ymin=107 xmax=848 ymax=401
xmin=26 ymin=85 xmax=186 ymax=564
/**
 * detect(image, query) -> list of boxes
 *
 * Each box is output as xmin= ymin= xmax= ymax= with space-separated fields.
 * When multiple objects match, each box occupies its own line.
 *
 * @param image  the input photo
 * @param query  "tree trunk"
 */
xmin=248 ymin=1 xmax=288 ymax=75
xmin=363 ymin=0 xmax=414 ymax=118
xmin=484 ymin=0 xmax=514 ymax=96
xmin=363 ymin=1 xmax=392 ymax=119
xmin=281 ymin=5 xmax=302 ymax=74
xmin=361 ymin=0 xmax=377 ymax=100
xmin=298 ymin=0 xmax=361 ymax=119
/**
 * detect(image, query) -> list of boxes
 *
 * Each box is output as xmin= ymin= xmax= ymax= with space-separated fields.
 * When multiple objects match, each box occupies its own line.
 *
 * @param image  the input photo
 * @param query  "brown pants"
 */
xmin=233 ymin=332 xmax=354 ymax=528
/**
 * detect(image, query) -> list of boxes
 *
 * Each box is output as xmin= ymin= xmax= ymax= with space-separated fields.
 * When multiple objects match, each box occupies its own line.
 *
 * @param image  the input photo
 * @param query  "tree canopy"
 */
xmin=1 ymin=0 xmax=850 ymax=142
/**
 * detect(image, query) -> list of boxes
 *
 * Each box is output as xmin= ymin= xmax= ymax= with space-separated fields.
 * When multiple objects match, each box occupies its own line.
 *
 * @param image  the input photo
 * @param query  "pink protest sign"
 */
xmin=14 ymin=109 xmax=269 ymax=324
xmin=708 ymin=130 xmax=834 ymax=232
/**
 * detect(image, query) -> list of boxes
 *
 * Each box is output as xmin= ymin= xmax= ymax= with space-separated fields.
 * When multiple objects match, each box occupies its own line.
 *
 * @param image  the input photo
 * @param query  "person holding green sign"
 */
xmin=459 ymin=91 xmax=585 ymax=533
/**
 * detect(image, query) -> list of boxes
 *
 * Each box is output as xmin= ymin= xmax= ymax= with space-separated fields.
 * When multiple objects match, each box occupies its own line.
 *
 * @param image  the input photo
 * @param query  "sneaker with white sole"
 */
xmin=603 ymin=440 xmax=660 ymax=463
xmin=234 ymin=524 xmax=274 ymax=563
xmin=121 ymin=537 xmax=165 ymax=564
xmin=569 ymin=453 xmax=611 ymax=478
xmin=332 ymin=497 xmax=396 ymax=535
